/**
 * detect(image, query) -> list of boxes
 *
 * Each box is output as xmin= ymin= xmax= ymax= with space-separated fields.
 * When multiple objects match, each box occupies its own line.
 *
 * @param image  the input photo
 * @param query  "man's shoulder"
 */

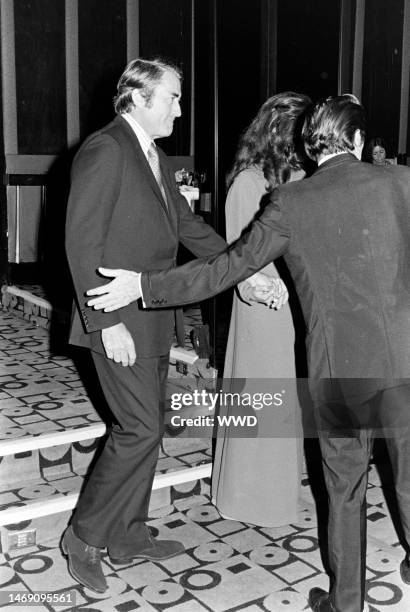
xmin=274 ymin=174 xmax=310 ymax=199
xmin=352 ymin=159 xmax=410 ymax=189
xmin=280 ymin=157 xmax=361 ymax=193
xmin=81 ymin=116 xmax=131 ymax=147
xmin=388 ymin=163 xmax=410 ymax=181
xmin=73 ymin=117 xmax=138 ymax=166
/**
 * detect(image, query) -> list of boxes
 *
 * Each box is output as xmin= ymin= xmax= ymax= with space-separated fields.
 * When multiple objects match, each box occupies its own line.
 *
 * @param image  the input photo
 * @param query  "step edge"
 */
xmin=0 ymin=463 xmax=212 ymax=525
xmin=0 ymin=492 xmax=79 ymax=526
xmin=152 ymin=463 xmax=211 ymax=490
xmin=170 ymin=345 xmax=198 ymax=365
xmin=0 ymin=423 xmax=106 ymax=457
xmin=3 ymin=285 xmax=52 ymax=311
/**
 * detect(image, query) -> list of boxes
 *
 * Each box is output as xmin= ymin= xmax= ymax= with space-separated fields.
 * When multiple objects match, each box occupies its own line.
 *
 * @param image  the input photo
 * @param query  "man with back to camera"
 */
xmin=63 ymin=57 xmax=233 ymax=593
xmin=87 ymin=94 xmax=410 ymax=611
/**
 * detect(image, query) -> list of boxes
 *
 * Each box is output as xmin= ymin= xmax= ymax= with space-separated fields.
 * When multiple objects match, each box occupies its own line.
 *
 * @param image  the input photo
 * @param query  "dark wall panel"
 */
xmin=78 ymin=0 xmax=127 ymax=139
xmin=14 ymin=0 xmax=67 ymax=154
xmin=339 ymin=0 xmax=357 ymax=93
xmin=139 ymin=0 xmax=192 ymax=155
xmin=194 ymin=0 xmax=215 ymax=188
xmin=276 ymin=0 xmax=341 ymax=100
xmin=217 ymin=0 xmax=264 ymax=188
xmin=362 ymin=0 xmax=404 ymax=153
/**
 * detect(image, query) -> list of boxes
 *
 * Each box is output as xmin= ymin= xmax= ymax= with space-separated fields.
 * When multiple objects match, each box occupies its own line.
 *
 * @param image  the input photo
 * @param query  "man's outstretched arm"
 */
xmin=86 ymin=191 xmax=290 ymax=311
xmin=86 ymin=268 xmax=287 ymax=310
xmin=141 ymin=196 xmax=290 ymax=307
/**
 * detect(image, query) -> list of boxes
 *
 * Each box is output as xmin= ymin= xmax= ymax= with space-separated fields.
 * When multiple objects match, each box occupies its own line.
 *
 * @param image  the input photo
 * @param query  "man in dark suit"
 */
xmin=87 ymin=95 xmax=410 ymax=611
xmin=63 ymin=58 xmax=227 ymax=593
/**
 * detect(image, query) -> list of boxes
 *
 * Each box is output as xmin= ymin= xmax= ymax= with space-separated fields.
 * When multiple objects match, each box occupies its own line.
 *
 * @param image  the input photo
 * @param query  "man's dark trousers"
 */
xmin=316 ymin=384 xmax=410 ymax=612
xmin=72 ymin=352 xmax=169 ymax=558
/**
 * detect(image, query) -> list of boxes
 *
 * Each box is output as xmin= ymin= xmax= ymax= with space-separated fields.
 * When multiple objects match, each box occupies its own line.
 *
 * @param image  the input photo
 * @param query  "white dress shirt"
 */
xmin=121 ymin=113 xmax=153 ymax=160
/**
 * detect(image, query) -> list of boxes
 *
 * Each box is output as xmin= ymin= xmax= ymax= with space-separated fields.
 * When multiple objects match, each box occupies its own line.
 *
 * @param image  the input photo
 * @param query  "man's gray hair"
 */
xmin=113 ymin=58 xmax=182 ymax=114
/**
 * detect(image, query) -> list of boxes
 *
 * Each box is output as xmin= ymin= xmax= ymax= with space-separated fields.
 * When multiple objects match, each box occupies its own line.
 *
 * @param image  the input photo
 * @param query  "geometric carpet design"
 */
xmin=2 ymin=472 xmax=410 ymax=611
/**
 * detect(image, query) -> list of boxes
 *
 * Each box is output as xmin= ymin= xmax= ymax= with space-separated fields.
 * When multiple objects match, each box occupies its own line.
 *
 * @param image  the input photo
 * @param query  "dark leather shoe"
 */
xmin=109 ymin=536 xmax=185 ymax=564
xmin=62 ymin=526 xmax=107 ymax=593
xmin=308 ymin=588 xmax=335 ymax=611
xmin=400 ymin=554 xmax=410 ymax=584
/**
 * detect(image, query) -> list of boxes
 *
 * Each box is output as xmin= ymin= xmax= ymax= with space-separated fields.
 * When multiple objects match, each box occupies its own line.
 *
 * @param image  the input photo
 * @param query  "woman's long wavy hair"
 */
xmin=226 ymin=92 xmax=311 ymax=191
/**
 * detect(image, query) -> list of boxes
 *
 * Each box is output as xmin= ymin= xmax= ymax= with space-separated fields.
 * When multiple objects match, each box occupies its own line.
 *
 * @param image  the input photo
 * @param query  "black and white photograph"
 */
xmin=0 ymin=1 xmax=410 ymax=611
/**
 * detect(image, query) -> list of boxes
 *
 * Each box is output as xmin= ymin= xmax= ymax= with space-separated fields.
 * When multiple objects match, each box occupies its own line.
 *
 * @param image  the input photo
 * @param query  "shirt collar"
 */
xmin=318 ymin=152 xmax=347 ymax=166
xmin=121 ymin=113 xmax=154 ymax=159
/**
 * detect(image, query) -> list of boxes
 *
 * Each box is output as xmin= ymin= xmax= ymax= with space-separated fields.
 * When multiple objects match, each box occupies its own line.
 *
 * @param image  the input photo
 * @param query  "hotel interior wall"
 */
xmin=0 ymin=0 xmax=409 ymax=281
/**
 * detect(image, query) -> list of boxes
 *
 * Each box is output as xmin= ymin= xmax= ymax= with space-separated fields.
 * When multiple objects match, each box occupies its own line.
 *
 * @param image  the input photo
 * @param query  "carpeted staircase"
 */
xmin=0 ymin=285 xmax=216 ymax=555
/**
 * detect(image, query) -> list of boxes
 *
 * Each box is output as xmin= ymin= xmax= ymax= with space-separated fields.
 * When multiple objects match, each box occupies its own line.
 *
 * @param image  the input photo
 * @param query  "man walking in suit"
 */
xmin=63 ymin=58 xmax=227 ymax=593
xmin=87 ymin=95 xmax=410 ymax=611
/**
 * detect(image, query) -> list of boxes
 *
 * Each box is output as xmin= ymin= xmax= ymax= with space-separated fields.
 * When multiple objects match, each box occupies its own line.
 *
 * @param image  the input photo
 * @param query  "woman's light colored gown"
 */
xmin=211 ymin=166 xmax=303 ymax=527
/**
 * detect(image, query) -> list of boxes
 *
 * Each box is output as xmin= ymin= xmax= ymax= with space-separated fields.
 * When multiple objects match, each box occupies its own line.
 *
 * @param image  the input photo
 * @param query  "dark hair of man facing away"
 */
xmin=113 ymin=57 xmax=182 ymax=113
xmin=302 ymin=94 xmax=366 ymax=161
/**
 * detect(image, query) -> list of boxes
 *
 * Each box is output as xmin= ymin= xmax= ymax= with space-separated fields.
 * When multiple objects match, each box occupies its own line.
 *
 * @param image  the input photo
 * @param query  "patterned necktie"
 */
xmin=147 ymin=143 xmax=168 ymax=208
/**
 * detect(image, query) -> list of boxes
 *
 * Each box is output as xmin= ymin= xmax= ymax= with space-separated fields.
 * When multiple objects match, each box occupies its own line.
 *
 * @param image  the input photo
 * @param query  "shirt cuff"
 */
xmin=138 ymin=273 xmax=146 ymax=308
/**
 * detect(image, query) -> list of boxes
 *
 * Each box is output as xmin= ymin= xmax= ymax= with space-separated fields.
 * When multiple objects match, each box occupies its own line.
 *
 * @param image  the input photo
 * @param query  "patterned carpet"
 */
xmin=2 ymin=473 xmax=410 ymax=611
xmin=1 ymin=310 xmax=410 ymax=610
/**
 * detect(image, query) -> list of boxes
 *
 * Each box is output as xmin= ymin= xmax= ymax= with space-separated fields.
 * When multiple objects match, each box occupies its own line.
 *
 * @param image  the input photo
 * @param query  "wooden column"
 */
xmin=338 ymin=0 xmax=357 ymax=94
xmin=362 ymin=0 xmax=404 ymax=151
xmin=352 ymin=0 xmax=365 ymax=99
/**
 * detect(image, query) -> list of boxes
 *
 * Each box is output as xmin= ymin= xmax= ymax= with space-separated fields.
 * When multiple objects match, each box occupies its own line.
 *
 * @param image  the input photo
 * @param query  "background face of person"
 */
xmin=140 ymin=70 xmax=182 ymax=139
xmin=372 ymin=145 xmax=386 ymax=165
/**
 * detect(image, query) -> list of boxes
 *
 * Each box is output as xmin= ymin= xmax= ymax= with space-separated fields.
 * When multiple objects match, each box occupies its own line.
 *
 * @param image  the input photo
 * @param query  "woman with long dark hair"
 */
xmin=212 ymin=92 xmax=310 ymax=526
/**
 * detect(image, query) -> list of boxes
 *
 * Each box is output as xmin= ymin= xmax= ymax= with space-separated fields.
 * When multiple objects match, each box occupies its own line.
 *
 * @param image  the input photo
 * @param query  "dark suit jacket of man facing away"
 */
xmin=66 ymin=114 xmax=226 ymax=355
xmin=142 ymin=154 xmax=410 ymax=403
xmin=142 ymin=151 xmax=410 ymax=612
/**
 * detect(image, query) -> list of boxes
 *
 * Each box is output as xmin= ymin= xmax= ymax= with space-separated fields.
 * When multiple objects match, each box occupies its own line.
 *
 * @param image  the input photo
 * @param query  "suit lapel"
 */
xmin=158 ymin=150 xmax=179 ymax=232
xmin=115 ymin=116 xmax=171 ymax=217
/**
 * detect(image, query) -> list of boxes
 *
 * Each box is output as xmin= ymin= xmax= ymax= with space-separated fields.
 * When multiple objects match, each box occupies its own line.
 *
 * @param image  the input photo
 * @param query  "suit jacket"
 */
xmin=141 ymin=154 xmax=410 ymax=403
xmin=65 ymin=115 xmax=226 ymax=358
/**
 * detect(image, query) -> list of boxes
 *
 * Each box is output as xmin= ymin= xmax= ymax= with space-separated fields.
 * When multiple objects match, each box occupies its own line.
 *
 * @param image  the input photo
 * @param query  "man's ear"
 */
xmin=352 ymin=128 xmax=365 ymax=160
xmin=131 ymin=89 xmax=146 ymax=109
xmin=353 ymin=129 xmax=364 ymax=148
